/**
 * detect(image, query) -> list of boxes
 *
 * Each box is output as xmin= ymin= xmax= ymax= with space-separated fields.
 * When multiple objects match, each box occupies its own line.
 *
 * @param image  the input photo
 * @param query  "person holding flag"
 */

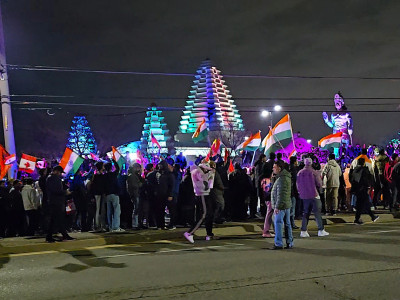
xmin=104 ymin=153 xmax=124 ymax=233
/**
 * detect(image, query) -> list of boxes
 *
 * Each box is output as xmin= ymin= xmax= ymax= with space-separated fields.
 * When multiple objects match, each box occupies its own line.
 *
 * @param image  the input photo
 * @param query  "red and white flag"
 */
xmin=210 ymin=138 xmax=221 ymax=157
xmin=19 ymin=154 xmax=37 ymax=174
xmin=4 ymin=154 xmax=16 ymax=165
xmin=150 ymin=132 xmax=161 ymax=149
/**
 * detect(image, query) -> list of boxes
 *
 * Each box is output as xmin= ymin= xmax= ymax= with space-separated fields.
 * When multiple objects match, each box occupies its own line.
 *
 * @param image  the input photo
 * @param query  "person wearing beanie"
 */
xmin=296 ymin=158 xmax=329 ymax=238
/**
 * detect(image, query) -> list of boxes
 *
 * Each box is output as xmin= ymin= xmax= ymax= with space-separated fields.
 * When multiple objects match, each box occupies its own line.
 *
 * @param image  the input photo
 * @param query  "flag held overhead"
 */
xmin=192 ymin=119 xmax=208 ymax=143
xmin=60 ymin=148 xmax=84 ymax=175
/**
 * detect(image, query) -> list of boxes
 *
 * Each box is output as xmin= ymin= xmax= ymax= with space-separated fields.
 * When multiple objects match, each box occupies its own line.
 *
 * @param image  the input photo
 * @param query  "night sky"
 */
xmin=1 ymin=0 xmax=399 ymax=157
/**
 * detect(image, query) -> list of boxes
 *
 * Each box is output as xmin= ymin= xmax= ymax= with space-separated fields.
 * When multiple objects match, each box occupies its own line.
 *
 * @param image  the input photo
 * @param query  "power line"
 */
xmin=7 ymin=63 xmax=400 ymax=81
xmin=8 ymin=94 xmax=400 ymax=102
xmin=9 ymin=100 xmax=399 ymax=113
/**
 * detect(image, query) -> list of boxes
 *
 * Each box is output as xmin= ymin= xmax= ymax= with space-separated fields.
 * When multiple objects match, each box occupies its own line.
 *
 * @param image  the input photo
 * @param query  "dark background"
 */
xmin=1 ymin=0 xmax=399 ymax=157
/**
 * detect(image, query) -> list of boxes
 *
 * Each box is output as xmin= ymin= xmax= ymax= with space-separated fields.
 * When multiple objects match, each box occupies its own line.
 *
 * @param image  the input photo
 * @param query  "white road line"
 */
xmin=92 ymin=243 xmax=245 ymax=259
xmin=365 ymin=229 xmax=400 ymax=234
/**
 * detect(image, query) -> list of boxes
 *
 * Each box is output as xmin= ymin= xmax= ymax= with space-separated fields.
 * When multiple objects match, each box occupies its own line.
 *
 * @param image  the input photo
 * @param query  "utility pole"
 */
xmin=0 ymin=2 xmax=17 ymax=178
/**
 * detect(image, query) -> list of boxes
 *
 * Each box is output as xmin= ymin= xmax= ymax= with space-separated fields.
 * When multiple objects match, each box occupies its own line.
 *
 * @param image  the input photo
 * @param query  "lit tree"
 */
xmin=67 ymin=116 xmax=97 ymax=155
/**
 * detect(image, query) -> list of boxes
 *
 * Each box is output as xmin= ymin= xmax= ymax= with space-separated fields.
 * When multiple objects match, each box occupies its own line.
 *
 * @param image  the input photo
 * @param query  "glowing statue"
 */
xmin=322 ymin=92 xmax=353 ymax=147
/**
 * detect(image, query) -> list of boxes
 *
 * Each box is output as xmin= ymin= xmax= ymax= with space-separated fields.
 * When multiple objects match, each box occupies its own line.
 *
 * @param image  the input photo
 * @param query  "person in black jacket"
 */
xmin=127 ymin=163 xmax=145 ymax=229
xmin=289 ymin=156 xmax=300 ymax=229
xmin=146 ymin=160 xmax=174 ymax=229
xmin=91 ymin=162 xmax=107 ymax=232
xmin=350 ymin=158 xmax=379 ymax=225
xmin=104 ymin=160 xmax=124 ymax=232
xmin=46 ymin=166 xmax=74 ymax=242
xmin=229 ymin=163 xmax=252 ymax=221
xmin=5 ymin=180 xmax=25 ymax=237
xmin=0 ymin=181 xmax=9 ymax=238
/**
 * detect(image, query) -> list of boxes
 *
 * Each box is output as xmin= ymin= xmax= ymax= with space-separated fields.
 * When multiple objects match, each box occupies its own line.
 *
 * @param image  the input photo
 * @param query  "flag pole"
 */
xmin=289 ymin=114 xmax=296 ymax=157
xmin=250 ymin=150 xmax=257 ymax=166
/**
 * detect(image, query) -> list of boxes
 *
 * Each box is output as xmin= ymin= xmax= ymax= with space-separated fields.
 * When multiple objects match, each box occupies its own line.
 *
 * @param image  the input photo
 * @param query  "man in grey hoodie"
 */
xmin=322 ymin=154 xmax=342 ymax=215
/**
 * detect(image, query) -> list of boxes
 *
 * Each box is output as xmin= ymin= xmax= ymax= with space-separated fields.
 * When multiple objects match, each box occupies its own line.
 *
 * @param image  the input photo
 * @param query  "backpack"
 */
xmin=384 ymin=162 xmax=395 ymax=184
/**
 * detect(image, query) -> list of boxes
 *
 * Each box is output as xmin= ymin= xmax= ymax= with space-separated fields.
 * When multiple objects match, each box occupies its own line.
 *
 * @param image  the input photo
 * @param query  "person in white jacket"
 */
xmin=322 ymin=154 xmax=342 ymax=215
xmin=21 ymin=178 xmax=40 ymax=236
xmin=183 ymin=161 xmax=215 ymax=243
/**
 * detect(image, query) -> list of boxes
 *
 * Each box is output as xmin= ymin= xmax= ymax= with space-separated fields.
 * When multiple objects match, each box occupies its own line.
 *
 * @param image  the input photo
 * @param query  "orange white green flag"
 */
xmin=60 ymin=148 xmax=84 ymax=174
xmin=112 ymin=146 xmax=125 ymax=170
xmin=318 ymin=132 xmax=342 ymax=150
xmin=261 ymin=114 xmax=294 ymax=156
xmin=192 ymin=119 xmax=208 ymax=143
xmin=237 ymin=131 xmax=261 ymax=151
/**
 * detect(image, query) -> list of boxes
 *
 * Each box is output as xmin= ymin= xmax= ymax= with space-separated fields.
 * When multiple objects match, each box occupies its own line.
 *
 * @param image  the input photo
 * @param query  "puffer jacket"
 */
xmin=271 ymin=169 xmax=292 ymax=210
xmin=21 ymin=185 xmax=39 ymax=211
xmin=322 ymin=159 xmax=342 ymax=188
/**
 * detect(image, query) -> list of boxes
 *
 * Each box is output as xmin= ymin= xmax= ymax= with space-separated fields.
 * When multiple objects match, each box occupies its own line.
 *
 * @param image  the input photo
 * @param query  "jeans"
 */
xmin=262 ymin=201 xmax=274 ymax=234
xmin=273 ymin=208 xmax=293 ymax=247
xmin=106 ymin=194 xmax=121 ymax=230
xmin=95 ymin=194 xmax=107 ymax=230
xmin=301 ymin=198 xmax=324 ymax=231
xmin=131 ymin=196 xmax=141 ymax=228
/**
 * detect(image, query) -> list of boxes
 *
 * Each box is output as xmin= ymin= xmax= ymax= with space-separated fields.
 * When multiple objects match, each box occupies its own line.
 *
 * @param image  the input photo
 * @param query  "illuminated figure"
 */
xmin=322 ymin=92 xmax=353 ymax=148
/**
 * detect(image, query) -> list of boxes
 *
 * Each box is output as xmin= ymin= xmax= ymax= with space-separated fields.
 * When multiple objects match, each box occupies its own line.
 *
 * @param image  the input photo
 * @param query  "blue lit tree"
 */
xmin=67 ymin=116 xmax=97 ymax=155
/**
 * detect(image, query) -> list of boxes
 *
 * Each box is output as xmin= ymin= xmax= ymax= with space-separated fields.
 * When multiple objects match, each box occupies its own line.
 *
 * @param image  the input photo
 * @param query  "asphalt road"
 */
xmin=1 ymin=221 xmax=400 ymax=300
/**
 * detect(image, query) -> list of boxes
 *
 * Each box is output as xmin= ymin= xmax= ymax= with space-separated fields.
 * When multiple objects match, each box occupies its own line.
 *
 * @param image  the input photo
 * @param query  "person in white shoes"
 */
xmin=296 ymin=158 xmax=329 ymax=237
xmin=183 ymin=161 xmax=216 ymax=244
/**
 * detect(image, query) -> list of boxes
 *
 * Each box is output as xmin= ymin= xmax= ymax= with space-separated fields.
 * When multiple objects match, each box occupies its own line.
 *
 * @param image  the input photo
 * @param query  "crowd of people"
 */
xmin=0 ymin=145 xmax=399 ymax=249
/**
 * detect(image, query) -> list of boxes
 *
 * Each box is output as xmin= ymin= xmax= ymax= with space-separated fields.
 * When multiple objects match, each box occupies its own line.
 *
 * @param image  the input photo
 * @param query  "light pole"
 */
xmin=0 ymin=3 xmax=17 ymax=178
xmin=261 ymin=110 xmax=272 ymax=127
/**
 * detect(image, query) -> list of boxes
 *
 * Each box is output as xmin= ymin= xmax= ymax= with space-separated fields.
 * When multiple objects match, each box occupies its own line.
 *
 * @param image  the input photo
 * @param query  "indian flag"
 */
xmin=318 ymin=132 xmax=342 ymax=150
xmin=112 ymin=146 xmax=125 ymax=170
xmin=60 ymin=148 xmax=84 ymax=175
xmin=261 ymin=114 xmax=294 ymax=156
xmin=192 ymin=119 xmax=208 ymax=143
xmin=237 ymin=131 xmax=261 ymax=151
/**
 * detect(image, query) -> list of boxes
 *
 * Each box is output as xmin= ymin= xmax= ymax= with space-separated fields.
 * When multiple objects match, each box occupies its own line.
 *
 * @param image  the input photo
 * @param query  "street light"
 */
xmin=307 ymin=139 xmax=312 ymax=144
xmin=274 ymin=105 xmax=282 ymax=112
xmin=261 ymin=110 xmax=270 ymax=117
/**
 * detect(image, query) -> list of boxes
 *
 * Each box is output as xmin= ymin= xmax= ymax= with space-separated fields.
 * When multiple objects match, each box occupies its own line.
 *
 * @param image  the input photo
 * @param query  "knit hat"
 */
xmin=304 ymin=158 xmax=312 ymax=166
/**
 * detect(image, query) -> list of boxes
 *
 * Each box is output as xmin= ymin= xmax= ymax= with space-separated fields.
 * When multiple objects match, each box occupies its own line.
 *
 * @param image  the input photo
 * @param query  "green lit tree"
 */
xmin=67 ymin=116 xmax=97 ymax=155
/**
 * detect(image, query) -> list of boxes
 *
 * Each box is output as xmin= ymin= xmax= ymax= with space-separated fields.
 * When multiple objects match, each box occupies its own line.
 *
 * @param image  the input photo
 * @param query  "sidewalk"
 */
xmin=0 ymin=211 xmax=398 ymax=256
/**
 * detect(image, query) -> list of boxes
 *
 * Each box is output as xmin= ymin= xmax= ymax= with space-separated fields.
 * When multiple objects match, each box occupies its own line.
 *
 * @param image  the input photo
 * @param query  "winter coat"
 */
xmin=375 ymin=154 xmax=389 ymax=175
xmin=296 ymin=165 xmax=322 ymax=200
xmin=322 ymin=159 xmax=342 ymax=188
xmin=21 ymin=185 xmax=39 ymax=211
xmin=104 ymin=162 xmax=120 ymax=195
xmin=271 ymin=169 xmax=292 ymax=210
xmin=146 ymin=170 xmax=175 ymax=199
xmin=350 ymin=166 xmax=373 ymax=195
xmin=289 ymin=163 xmax=299 ymax=198
xmin=46 ymin=173 xmax=66 ymax=207
xmin=190 ymin=165 xmax=215 ymax=196
xmin=127 ymin=170 xmax=144 ymax=199
xmin=91 ymin=173 xmax=105 ymax=195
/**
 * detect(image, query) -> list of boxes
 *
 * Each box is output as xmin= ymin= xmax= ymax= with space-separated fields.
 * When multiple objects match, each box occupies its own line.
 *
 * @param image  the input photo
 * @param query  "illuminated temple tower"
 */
xmin=178 ymin=59 xmax=244 ymax=137
xmin=140 ymin=104 xmax=171 ymax=154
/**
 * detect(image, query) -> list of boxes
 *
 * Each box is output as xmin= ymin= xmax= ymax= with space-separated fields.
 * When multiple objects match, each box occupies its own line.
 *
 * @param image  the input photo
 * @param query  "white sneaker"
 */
xmin=318 ymin=229 xmax=329 ymax=237
xmin=184 ymin=232 xmax=194 ymax=244
xmin=300 ymin=231 xmax=310 ymax=238
xmin=112 ymin=228 xmax=125 ymax=233
xmin=205 ymin=235 xmax=213 ymax=241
